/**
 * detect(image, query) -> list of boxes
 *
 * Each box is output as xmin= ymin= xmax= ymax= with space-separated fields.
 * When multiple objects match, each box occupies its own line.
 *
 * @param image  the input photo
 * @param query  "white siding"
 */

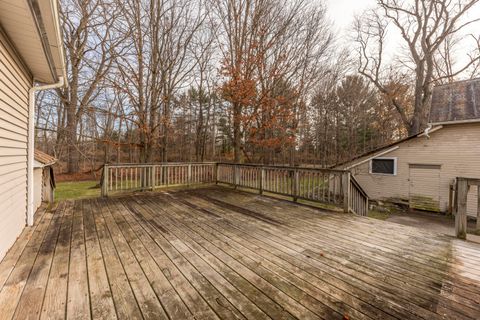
xmin=344 ymin=123 xmax=480 ymax=217
xmin=0 ymin=31 xmax=32 ymax=261
xmin=33 ymin=168 xmax=42 ymax=211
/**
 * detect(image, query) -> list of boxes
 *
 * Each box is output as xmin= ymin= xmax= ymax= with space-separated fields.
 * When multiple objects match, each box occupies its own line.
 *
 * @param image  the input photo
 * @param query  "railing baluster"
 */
xmin=99 ymin=163 xmax=368 ymax=214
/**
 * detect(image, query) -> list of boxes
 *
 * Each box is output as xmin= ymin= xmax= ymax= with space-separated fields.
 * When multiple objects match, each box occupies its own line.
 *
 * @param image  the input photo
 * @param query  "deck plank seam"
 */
xmin=123 ymin=197 xmax=254 ymax=320
xmin=202 ymin=190 xmax=480 ymax=295
xmin=192 ymin=191 xmax=480 ymax=318
xmin=160 ymin=194 xmax=406 ymax=320
xmin=105 ymin=198 xmax=189 ymax=320
xmin=37 ymin=202 xmax=68 ymax=319
xmin=93 ymin=197 xmax=144 ymax=319
xmin=146 ymin=196 xmax=365 ymax=320
xmin=170 ymin=194 xmax=448 ymax=320
xmin=5 ymin=205 xmax=56 ymax=319
xmin=0 ymin=204 xmax=48 ymax=290
xmin=139 ymin=196 xmax=325 ymax=320
xmin=99 ymin=197 xmax=162 ymax=320
xmin=117 ymin=198 xmax=220 ymax=320
xmin=197 ymin=190 xmax=480 ymax=318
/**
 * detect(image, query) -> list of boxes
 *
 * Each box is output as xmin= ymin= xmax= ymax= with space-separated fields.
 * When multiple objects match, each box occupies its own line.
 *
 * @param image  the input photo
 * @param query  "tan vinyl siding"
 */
xmin=33 ymin=168 xmax=43 ymax=211
xmin=346 ymin=123 xmax=480 ymax=217
xmin=0 ymin=31 xmax=32 ymax=260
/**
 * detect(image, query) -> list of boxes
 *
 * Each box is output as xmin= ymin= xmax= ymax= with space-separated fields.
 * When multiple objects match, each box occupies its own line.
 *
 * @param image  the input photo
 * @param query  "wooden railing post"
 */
xmin=166 ymin=166 xmax=169 ymax=187
xmin=342 ymin=171 xmax=351 ymax=213
xmin=293 ymin=169 xmax=299 ymax=202
xmin=101 ymin=165 xmax=109 ymax=197
xmin=477 ymin=186 xmax=480 ymax=231
xmin=215 ymin=163 xmax=219 ymax=184
xmin=455 ymin=178 xmax=468 ymax=239
xmin=365 ymin=196 xmax=369 ymax=216
xmin=234 ymin=165 xmax=239 ymax=189
xmin=259 ymin=167 xmax=265 ymax=195
xmin=150 ymin=165 xmax=156 ymax=190
xmin=188 ymin=164 xmax=192 ymax=186
xmin=448 ymin=183 xmax=454 ymax=215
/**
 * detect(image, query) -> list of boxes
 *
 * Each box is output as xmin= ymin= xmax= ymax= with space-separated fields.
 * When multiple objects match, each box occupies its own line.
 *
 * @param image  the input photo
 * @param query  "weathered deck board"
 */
xmin=0 ymin=204 xmax=55 ymax=320
xmin=1 ymin=186 xmax=480 ymax=320
xmin=180 ymin=190 xmax=478 ymax=319
xmin=165 ymin=194 xmax=439 ymax=319
xmin=41 ymin=201 xmax=74 ymax=320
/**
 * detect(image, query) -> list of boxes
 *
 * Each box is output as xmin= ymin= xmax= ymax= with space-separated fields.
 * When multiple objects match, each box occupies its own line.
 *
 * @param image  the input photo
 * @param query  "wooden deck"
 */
xmin=1 ymin=187 xmax=480 ymax=320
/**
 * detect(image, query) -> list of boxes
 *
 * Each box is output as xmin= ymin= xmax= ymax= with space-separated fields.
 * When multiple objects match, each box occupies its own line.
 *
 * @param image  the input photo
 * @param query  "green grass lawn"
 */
xmin=55 ymin=180 xmax=100 ymax=202
xmin=367 ymin=210 xmax=390 ymax=220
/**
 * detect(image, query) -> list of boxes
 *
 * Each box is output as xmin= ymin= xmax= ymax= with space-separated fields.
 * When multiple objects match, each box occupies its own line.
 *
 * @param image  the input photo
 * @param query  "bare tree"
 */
xmin=355 ymin=0 xmax=480 ymax=135
xmin=115 ymin=0 xmax=205 ymax=163
xmin=57 ymin=0 xmax=126 ymax=173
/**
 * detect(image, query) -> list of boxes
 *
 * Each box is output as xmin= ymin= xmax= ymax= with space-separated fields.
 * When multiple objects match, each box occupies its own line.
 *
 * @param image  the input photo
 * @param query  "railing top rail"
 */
xmin=350 ymin=175 xmax=369 ymax=198
xmin=104 ymin=162 xmax=217 ymax=167
xmin=101 ymin=161 xmax=368 ymax=217
xmin=216 ymin=162 xmax=347 ymax=173
xmin=103 ymin=162 xmax=347 ymax=173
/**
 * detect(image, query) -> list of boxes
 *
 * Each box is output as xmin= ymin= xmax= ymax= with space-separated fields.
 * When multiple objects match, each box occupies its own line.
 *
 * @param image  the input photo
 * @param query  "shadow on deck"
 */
xmin=1 ymin=186 xmax=480 ymax=319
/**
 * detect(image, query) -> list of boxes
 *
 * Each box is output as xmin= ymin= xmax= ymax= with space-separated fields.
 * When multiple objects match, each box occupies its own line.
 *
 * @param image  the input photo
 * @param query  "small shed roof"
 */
xmin=34 ymin=149 xmax=56 ymax=166
xmin=429 ymin=78 xmax=480 ymax=124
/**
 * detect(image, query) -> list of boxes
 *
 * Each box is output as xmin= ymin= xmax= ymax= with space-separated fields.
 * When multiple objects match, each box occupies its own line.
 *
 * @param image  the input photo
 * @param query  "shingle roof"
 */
xmin=34 ymin=149 xmax=57 ymax=166
xmin=429 ymin=78 xmax=480 ymax=124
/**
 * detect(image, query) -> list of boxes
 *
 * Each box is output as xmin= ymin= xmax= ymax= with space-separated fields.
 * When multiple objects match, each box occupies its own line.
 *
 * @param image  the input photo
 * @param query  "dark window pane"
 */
xmin=372 ymin=159 xmax=395 ymax=174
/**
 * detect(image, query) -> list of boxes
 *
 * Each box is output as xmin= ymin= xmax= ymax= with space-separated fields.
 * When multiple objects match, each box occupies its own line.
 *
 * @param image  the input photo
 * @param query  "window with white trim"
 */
xmin=370 ymin=157 xmax=397 ymax=175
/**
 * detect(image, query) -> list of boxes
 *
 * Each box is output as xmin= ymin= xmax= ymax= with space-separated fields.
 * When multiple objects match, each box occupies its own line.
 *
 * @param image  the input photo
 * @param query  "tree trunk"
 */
xmin=66 ymin=102 xmax=79 ymax=174
xmin=233 ymin=102 xmax=241 ymax=163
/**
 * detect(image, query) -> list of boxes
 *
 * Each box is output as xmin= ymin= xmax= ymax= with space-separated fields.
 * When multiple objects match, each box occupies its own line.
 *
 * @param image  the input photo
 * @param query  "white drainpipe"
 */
xmin=424 ymin=123 xmax=433 ymax=139
xmin=27 ymin=77 xmax=64 ymax=226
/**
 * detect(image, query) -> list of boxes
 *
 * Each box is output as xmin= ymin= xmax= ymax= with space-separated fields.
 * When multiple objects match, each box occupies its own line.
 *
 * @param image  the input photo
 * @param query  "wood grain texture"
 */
xmin=1 ymin=186 xmax=480 ymax=319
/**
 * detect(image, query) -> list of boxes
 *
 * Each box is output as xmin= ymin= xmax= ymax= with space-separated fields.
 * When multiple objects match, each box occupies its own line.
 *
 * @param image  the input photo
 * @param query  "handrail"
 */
xmin=215 ymin=162 xmax=346 ymax=173
xmin=101 ymin=163 xmax=217 ymax=196
xmin=101 ymin=162 xmax=369 ymax=216
xmin=216 ymin=163 xmax=368 ymax=215
xmin=104 ymin=162 xmax=217 ymax=167
xmin=349 ymin=175 xmax=369 ymax=216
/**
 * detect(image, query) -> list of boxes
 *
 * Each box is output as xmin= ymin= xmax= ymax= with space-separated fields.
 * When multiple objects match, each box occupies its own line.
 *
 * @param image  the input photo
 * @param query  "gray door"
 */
xmin=409 ymin=164 xmax=441 ymax=212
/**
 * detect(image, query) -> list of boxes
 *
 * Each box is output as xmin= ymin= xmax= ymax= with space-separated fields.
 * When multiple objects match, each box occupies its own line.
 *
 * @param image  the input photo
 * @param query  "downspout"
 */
xmin=27 ymin=77 xmax=64 ymax=226
xmin=424 ymin=123 xmax=433 ymax=139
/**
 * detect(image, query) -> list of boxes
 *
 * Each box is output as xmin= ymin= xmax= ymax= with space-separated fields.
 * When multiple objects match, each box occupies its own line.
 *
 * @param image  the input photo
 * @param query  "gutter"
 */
xmin=337 ymin=125 xmax=444 ymax=172
xmin=27 ymin=77 xmax=64 ymax=226
xmin=428 ymin=118 xmax=480 ymax=126
xmin=343 ymin=146 xmax=400 ymax=170
xmin=50 ymin=0 xmax=67 ymax=81
xmin=27 ymin=0 xmax=58 ymax=82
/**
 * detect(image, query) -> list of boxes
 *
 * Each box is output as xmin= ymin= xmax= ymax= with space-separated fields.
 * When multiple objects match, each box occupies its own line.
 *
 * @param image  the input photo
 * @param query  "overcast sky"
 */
xmin=325 ymin=0 xmax=480 ymax=70
xmin=325 ymin=0 xmax=376 ymax=30
xmin=325 ymin=0 xmax=480 ymax=31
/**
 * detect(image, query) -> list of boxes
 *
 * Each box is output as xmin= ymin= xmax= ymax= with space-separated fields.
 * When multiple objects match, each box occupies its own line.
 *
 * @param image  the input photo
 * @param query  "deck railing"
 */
xmin=101 ymin=163 xmax=216 ymax=196
xmin=349 ymin=175 xmax=369 ymax=216
xmin=453 ymin=177 xmax=480 ymax=239
xmin=101 ymin=162 xmax=369 ymax=216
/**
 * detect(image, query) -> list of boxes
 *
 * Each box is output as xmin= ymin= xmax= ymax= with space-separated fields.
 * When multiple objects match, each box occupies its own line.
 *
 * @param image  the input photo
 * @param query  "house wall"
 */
xmin=344 ymin=123 xmax=480 ymax=217
xmin=33 ymin=168 xmax=43 ymax=211
xmin=0 ymin=30 xmax=32 ymax=260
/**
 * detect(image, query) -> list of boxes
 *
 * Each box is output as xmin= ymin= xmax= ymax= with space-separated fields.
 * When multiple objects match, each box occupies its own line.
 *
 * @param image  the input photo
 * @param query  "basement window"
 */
xmin=370 ymin=158 xmax=397 ymax=175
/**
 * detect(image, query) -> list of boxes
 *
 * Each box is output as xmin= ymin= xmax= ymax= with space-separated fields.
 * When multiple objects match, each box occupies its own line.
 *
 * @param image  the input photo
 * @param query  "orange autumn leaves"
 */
xmin=220 ymin=58 xmax=298 ymax=157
